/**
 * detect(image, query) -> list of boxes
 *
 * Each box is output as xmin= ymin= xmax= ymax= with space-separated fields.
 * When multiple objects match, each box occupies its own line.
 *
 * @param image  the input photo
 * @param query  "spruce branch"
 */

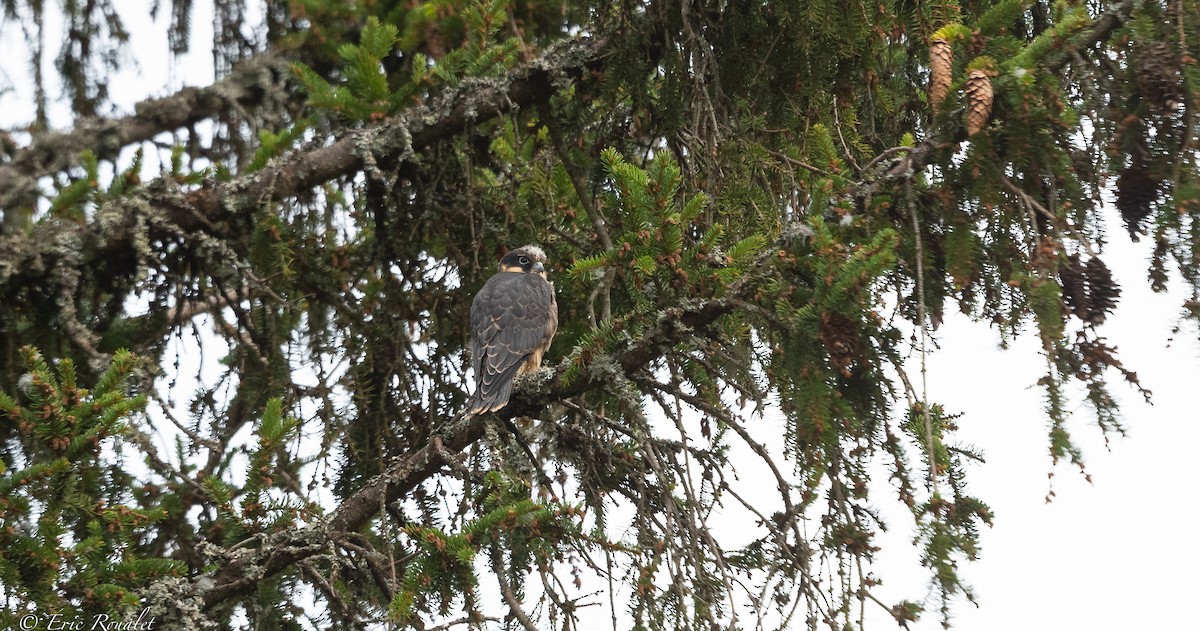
xmin=1044 ymin=0 xmax=1136 ymax=73
xmin=538 ymin=98 xmax=617 ymax=324
xmin=491 ymin=546 xmax=539 ymax=631
xmin=999 ymin=172 xmax=1099 ymax=257
xmin=1 ymin=37 xmax=607 ymax=299
xmin=848 ymin=1 xmax=1135 ymax=202
xmin=906 ymin=182 xmax=939 ymax=494
xmin=0 ymin=55 xmax=296 ymax=212
xmin=178 ymin=218 xmax=800 ymax=614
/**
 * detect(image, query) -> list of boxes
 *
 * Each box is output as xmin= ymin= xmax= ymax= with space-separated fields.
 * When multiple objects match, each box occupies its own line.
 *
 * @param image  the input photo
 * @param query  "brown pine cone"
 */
xmin=1115 ymin=165 xmax=1157 ymax=240
xmin=1059 ymin=254 xmax=1090 ymax=321
xmin=965 ymin=69 xmax=993 ymax=136
xmin=930 ymin=38 xmax=953 ymax=112
xmin=820 ymin=311 xmax=860 ymax=376
xmin=1085 ymin=256 xmax=1121 ymax=325
xmin=1136 ymin=41 xmax=1184 ymax=113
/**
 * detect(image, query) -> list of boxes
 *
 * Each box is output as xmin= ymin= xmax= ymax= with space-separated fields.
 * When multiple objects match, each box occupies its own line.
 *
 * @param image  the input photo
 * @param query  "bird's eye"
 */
xmin=519 ymin=256 xmax=530 ymax=265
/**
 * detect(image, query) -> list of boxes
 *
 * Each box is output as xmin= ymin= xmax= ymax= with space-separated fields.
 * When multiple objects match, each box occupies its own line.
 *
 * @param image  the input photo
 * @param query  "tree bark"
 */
xmin=0 ymin=56 xmax=295 ymax=214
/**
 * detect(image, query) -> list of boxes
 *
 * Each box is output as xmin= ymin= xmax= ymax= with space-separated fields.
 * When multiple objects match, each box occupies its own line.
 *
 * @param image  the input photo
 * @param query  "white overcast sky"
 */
xmin=2 ymin=2 xmax=1198 ymax=630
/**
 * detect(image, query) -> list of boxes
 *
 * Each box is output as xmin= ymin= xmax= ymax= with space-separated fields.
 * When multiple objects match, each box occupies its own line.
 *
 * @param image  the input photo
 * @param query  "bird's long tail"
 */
xmin=464 ymin=360 xmax=524 ymax=416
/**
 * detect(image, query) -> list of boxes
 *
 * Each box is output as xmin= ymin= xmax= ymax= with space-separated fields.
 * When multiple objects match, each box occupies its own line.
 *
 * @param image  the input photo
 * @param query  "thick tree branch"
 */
xmin=848 ymin=0 xmax=1134 ymax=202
xmin=1046 ymin=0 xmax=1136 ymax=73
xmin=190 ymin=217 xmax=802 ymax=612
xmin=18 ymin=3 xmax=1144 ymax=617
xmin=185 ymin=37 xmax=607 ymax=221
xmin=0 ymin=55 xmax=296 ymax=212
xmin=0 ymin=37 xmax=607 ymax=303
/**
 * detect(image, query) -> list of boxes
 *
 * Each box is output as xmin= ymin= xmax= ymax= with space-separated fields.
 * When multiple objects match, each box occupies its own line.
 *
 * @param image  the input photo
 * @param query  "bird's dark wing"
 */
xmin=468 ymin=272 xmax=556 ymax=414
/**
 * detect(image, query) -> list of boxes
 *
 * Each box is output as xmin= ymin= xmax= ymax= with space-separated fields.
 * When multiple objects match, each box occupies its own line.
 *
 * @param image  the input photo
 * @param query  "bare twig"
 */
xmin=164 ymin=287 xmax=248 ymax=322
xmin=766 ymin=148 xmax=834 ymax=178
xmin=425 ymin=615 xmax=502 ymax=631
xmin=538 ymin=101 xmax=612 ymax=251
xmin=335 ymin=533 xmax=398 ymax=603
xmin=539 ymin=99 xmax=616 ymax=324
xmin=492 ymin=547 xmax=539 ymax=631
xmin=998 ymin=171 xmax=1098 ymax=257
xmin=906 ymin=182 xmax=939 ymax=494
xmin=0 ymin=55 xmax=295 ymax=207
xmin=862 ymin=145 xmax=916 ymax=175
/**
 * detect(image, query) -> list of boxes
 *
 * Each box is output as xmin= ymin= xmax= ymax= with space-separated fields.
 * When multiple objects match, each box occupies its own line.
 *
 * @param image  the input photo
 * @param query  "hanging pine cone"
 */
xmin=1084 ymin=256 xmax=1121 ymax=325
xmin=929 ymin=38 xmax=953 ymax=112
xmin=964 ymin=69 xmax=993 ymax=136
xmin=1136 ymin=41 xmax=1184 ymax=113
xmin=1115 ymin=165 xmax=1157 ymax=240
xmin=966 ymin=28 xmax=987 ymax=58
xmin=820 ymin=311 xmax=860 ymax=376
xmin=1059 ymin=254 xmax=1090 ymax=321
xmin=1149 ymin=237 xmax=1169 ymax=292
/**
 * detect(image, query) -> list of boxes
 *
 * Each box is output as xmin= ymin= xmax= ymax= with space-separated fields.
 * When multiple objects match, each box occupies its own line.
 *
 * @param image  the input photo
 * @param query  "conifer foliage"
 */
xmin=0 ymin=0 xmax=1197 ymax=629
xmin=0 ymin=348 xmax=183 ymax=627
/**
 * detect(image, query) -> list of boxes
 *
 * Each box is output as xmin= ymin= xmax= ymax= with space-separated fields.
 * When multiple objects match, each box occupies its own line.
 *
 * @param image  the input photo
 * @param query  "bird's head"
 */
xmin=498 ymin=245 xmax=548 ymax=279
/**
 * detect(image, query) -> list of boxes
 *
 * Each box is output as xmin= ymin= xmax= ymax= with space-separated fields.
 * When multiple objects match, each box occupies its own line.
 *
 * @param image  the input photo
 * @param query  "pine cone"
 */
xmin=1059 ymin=253 xmax=1090 ymax=321
xmin=929 ymin=38 xmax=953 ymax=112
xmin=966 ymin=29 xmax=987 ymax=58
xmin=964 ymin=69 xmax=993 ymax=136
xmin=1115 ymin=165 xmax=1158 ymax=240
xmin=1136 ymin=41 xmax=1184 ymax=113
xmin=820 ymin=311 xmax=860 ymax=376
xmin=1084 ymin=256 xmax=1121 ymax=325
xmin=1150 ymin=238 xmax=1169 ymax=292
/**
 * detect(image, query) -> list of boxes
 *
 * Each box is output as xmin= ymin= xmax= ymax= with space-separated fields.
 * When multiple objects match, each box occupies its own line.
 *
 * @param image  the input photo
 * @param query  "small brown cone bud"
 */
xmin=930 ymin=38 xmax=953 ymax=112
xmin=964 ymin=69 xmax=993 ymax=136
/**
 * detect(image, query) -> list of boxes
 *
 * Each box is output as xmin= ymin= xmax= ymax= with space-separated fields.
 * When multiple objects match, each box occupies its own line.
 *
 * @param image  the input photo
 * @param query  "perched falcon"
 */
xmin=467 ymin=245 xmax=558 ymax=415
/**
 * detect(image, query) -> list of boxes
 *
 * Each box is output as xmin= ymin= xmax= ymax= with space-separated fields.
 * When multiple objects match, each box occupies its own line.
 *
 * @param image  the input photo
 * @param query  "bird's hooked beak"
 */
xmin=532 ymin=261 xmax=545 ymax=274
